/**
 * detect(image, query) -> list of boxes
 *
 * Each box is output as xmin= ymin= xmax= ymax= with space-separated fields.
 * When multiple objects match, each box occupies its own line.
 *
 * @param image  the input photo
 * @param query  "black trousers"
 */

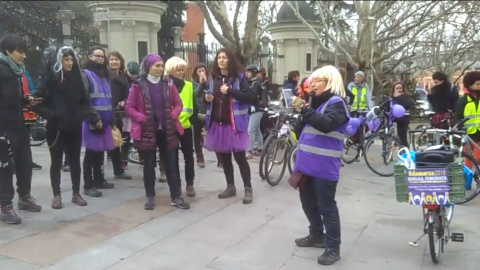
xmin=219 ymin=151 xmax=251 ymax=188
xmin=177 ymin=127 xmax=195 ymax=186
xmin=46 ymin=127 xmax=82 ymax=196
xmin=395 ymin=118 xmax=409 ymax=148
xmin=299 ymin=177 xmax=341 ymax=250
xmin=83 ymin=150 xmax=105 ymax=190
xmin=141 ymin=130 xmax=181 ymax=199
xmin=0 ymin=126 xmax=33 ymax=207
xmin=192 ymin=117 xmax=204 ymax=162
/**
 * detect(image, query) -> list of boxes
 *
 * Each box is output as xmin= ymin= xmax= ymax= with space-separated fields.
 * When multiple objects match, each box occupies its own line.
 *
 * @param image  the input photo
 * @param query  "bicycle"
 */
xmin=363 ymin=99 xmax=404 ymax=177
xmin=342 ymin=109 xmax=373 ymax=164
xmin=262 ymin=111 xmax=298 ymax=186
xmin=408 ymin=124 xmax=480 ymax=204
xmin=410 ymin=110 xmax=455 ymax=151
xmin=29 ymin=117 xmax=47 ymax=147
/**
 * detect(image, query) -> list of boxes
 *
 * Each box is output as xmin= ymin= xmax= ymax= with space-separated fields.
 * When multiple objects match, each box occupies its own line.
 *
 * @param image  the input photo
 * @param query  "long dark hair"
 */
xmin=43 ymin=45 xmax=82 ymax=83
xmin=210 ymin=48 xmax=243 ymax=79
xmin=192 ymin=62 xmax=208 ymax=82
xmin=108 ymin=51 xmax=126 ymax=74
xmin=390 ymin=81 xmax=408 ymax=97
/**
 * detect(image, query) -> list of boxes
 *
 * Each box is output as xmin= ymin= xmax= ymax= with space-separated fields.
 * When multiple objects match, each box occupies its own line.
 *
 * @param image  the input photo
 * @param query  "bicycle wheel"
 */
xmin=287 ymin=146 xmax=297 ymax=175
xmin=364 ymin=132 xmax=401 ymax=177
xmin=259 ymin=133 xmax=277 ymax=180
xmin=342 ymin=137 xmax=360 ymax=164
xmin=428 ymin=211 xmax=442 ymax=264
xmin=264 ymin=138 xmax=288 ymax=186
xmin=455 ymin=152 xmax=480 ymax=204
xmin=127 ymin=148 xmax=141 ymax=165
xmin=410 ymin=124 xmax=428 ymax=151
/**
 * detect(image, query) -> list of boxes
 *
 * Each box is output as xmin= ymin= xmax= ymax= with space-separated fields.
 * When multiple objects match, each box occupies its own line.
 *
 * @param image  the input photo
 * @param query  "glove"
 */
xmin=292 ymin=97 xmax=306 ymax=113
xmin=0 ymin=139 xmax=13 ymax=170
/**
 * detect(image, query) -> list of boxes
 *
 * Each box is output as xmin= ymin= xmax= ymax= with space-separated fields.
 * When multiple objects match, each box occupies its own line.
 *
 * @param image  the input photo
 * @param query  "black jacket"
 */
xmin=383 ymin=95 xmax=414 ymax=123
xmin=109 ymin=72 xmax=130 ymax=107
xmin=33 ymin=71 xmax=99 ymax=132
xmin=0 ymin=59 xmax=29 ymax=133
xmin=293 ymin=91 xmax=349 ymax=137
xmin=249 ymin=77 xmax=267 ymax=111
xmin=427 ymin=81 xmax=459 ymax=113
xmin=194 ymin=80 xmax=208 ymax=114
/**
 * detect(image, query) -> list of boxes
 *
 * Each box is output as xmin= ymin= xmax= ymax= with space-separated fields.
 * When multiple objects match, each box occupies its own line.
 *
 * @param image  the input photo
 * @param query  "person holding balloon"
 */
xmin=389 ymin=81 xmax=414 ymax=147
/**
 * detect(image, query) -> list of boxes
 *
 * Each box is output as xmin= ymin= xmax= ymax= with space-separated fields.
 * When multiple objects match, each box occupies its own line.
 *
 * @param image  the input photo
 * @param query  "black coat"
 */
xmin=0 ymin=59 xmax=29 ymax=133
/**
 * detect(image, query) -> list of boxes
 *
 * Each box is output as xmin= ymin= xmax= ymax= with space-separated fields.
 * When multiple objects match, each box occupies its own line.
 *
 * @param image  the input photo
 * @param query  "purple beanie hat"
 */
xmin=139 ymin=53 xmax=163 ymax=77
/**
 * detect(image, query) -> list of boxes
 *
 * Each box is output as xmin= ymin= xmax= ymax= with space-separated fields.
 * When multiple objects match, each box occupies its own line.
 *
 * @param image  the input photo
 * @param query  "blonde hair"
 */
xmin=164 ymin=56 xmax=187 ymax=75
xmin=309 ymin=65 xmax=346 ymax=98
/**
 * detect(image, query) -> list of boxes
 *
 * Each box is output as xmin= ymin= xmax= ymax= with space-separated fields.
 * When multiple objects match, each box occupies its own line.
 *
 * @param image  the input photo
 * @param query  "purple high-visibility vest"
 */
xmin=293 ymin=95 xmax=349 ymax=181
xmin=83 ymin=69 xmax=112 ymax=124
xmin=205 ymin=74 xmax=249 ymax=132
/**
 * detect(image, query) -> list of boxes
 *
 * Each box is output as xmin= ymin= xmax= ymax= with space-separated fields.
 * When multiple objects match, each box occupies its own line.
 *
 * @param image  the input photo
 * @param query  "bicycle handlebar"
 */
xmin=408 ymin=128 xmax=466 ymax=136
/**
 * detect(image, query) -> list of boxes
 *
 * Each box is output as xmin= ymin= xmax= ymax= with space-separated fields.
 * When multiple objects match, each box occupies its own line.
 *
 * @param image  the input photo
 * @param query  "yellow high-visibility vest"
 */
xmin=464 ymin=95 xmax=480 ymax=134
xmin=351 ymin=86 xmax=367 ymax=111
xmin=179 ymin=80 xmax=194 ymax=129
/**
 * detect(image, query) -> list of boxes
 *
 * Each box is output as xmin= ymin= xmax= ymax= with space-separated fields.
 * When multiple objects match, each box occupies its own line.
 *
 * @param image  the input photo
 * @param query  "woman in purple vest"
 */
xmin=292 ymin=65 xmax=349 ymax=266
xmin=125 ymin=53 xmax=189 ymax=210
xmin=81 ymin=47 xmax=116 ymax=198
xmin=203 ymin=48 xmax=256 ymax=204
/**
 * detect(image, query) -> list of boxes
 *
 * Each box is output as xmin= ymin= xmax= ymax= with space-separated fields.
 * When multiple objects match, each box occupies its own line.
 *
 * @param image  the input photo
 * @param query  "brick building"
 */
xmin=182 ymin=2 xmax=205 ymax=80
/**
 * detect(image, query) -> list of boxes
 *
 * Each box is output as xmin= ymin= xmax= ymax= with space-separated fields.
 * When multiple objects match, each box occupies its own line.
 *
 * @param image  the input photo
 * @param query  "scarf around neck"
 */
xmin=0 ymin=52 xmax=25 ymax=76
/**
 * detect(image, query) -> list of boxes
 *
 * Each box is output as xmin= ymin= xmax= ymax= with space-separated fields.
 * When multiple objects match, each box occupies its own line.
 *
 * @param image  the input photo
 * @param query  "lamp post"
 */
xmin=96 ymin=7 xmax=110 ymax=48
xmin=365 ymin=16 xmax=376 ymax=91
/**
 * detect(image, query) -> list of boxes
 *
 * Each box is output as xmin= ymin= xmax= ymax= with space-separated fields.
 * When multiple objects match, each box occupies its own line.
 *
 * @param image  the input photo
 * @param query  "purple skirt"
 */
xmin=82 ymin=122 xmax=115 ymax=152
xmin=204 ymin=122 xmax=249 ymax=153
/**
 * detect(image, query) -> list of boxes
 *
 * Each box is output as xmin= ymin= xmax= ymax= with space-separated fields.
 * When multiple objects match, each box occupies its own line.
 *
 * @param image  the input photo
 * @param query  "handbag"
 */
xmin=112 ymin=126 xmax=123 ymax=147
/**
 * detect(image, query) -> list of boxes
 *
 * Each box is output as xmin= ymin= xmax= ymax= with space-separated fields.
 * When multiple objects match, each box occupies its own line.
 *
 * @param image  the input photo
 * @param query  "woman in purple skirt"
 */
xmin=204 ymin=48 xmax=256 ymax=204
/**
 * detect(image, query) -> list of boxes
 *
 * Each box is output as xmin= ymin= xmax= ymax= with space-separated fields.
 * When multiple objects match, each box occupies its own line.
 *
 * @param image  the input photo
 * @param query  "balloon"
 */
xmin=344 ymin=117 xmax=361 ymax=136
xmin=391 ymin=104 xmax=406 ymax=118
xmin=367 ymin=119 xmax=381 ymax=132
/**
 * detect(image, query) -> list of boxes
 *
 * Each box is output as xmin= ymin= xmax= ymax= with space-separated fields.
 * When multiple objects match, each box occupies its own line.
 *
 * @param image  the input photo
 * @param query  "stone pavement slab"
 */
xmin=0 ymin=146 xmax=479 ymax=270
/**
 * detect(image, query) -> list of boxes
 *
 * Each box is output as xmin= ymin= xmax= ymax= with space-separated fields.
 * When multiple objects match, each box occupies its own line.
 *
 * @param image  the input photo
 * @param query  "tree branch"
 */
xmin=196 ymin=1 xmax=234 ymax=48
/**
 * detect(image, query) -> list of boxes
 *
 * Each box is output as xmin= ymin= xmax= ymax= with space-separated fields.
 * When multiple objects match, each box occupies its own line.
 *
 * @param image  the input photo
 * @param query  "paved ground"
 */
xmin=0 ymin=144 xmax=479 ymax=270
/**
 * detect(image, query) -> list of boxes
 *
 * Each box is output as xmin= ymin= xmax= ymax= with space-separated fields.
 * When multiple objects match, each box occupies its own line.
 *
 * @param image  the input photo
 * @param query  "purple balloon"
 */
xmin=344 ymin=117 xmax=361 ymax=136
xmin=392 ymin=104 xmax=405 ymax=118
xmin=368 ymin=119 xmax=381 ymax=132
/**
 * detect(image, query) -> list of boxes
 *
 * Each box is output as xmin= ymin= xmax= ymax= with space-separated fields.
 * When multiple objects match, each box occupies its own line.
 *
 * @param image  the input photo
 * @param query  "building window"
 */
xmin=306 ymin=53 xmax=312 ymax=72
xmin=182 ymin=10 xmax=187 ymax=24
xmin=138 ymin=41 xmax=148 ymax=63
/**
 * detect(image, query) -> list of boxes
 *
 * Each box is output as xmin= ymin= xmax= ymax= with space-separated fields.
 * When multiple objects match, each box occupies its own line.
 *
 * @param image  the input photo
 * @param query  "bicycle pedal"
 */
xmin=451 ymin=233 xmax=464 ymax=242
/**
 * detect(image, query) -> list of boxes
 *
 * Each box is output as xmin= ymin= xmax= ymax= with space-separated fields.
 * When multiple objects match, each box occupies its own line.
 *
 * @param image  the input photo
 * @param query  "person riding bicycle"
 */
xmin=454 ymin=71 xmax=480 ymax=169
xmin=246 ymin=64 xmax=267 ymax=159
xmin=425 ymin=71 xmax=459 ymax=129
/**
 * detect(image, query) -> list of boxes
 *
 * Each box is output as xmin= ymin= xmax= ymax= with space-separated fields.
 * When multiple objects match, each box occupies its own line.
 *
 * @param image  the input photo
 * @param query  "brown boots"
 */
xmin=218 ymin=185 xmax=253 ymax=204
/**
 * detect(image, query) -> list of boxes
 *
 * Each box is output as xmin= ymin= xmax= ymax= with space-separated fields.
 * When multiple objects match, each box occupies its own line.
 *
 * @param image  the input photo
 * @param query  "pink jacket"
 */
xmin=125 ymin=79 xmax=184 ymax=141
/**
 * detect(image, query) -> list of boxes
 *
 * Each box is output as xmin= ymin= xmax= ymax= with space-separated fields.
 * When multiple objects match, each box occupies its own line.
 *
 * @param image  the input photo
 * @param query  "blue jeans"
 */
xmin=248 ymin=111 xmax=264 ymax=151
xmin=298 ymin=177 xmax=341 ymax=249
xmin=141 ymin=130 xmax=181 ymax=199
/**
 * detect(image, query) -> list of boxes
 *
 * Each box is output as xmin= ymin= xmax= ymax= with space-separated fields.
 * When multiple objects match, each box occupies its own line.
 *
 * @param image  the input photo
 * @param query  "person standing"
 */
xmin=22 ymin=69 xmax=42 ymax=170
xmin=389 ymin=82 xmax=414 ymax=147
xmin=245 ymin=65 xmax=266 ymax=159
xmin=347 ymin=71 xmax=373 ymax=113
xmin=192 ymin=62 xmax=223 ymax=168
xmin=107 ymin=51 xmax=132 ymax=178
xmin=426 ymin=71 xmax=459 ymax=128
xmin=203 ymin=48 xmax=256 ymax=204
xmin=33 ymin=46 xmax=99 ymax=209
xmin=165 ymin=56 xmax=196 ymax=197
xmin=81 ymin=46 xmax=116 ymax=197
xmin=125 ymin=53 xmax=189 ymax=210
xmin=0 ymin=34 xmax=42 ymax=225
xmin=293 ymin=65 xmax=349 ymax=265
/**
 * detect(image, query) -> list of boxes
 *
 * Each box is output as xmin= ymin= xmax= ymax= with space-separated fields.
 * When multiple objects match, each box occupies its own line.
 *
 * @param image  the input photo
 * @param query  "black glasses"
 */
xmin=91 ymin=54 xmax=105 ymax=59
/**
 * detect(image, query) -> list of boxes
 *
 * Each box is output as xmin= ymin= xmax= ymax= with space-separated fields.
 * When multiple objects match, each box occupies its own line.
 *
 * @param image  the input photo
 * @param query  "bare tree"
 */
xmin=196 ymin=1 xmax=281 ymax=64
xmin=286 ymin=0 xmax=473 ymax=96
